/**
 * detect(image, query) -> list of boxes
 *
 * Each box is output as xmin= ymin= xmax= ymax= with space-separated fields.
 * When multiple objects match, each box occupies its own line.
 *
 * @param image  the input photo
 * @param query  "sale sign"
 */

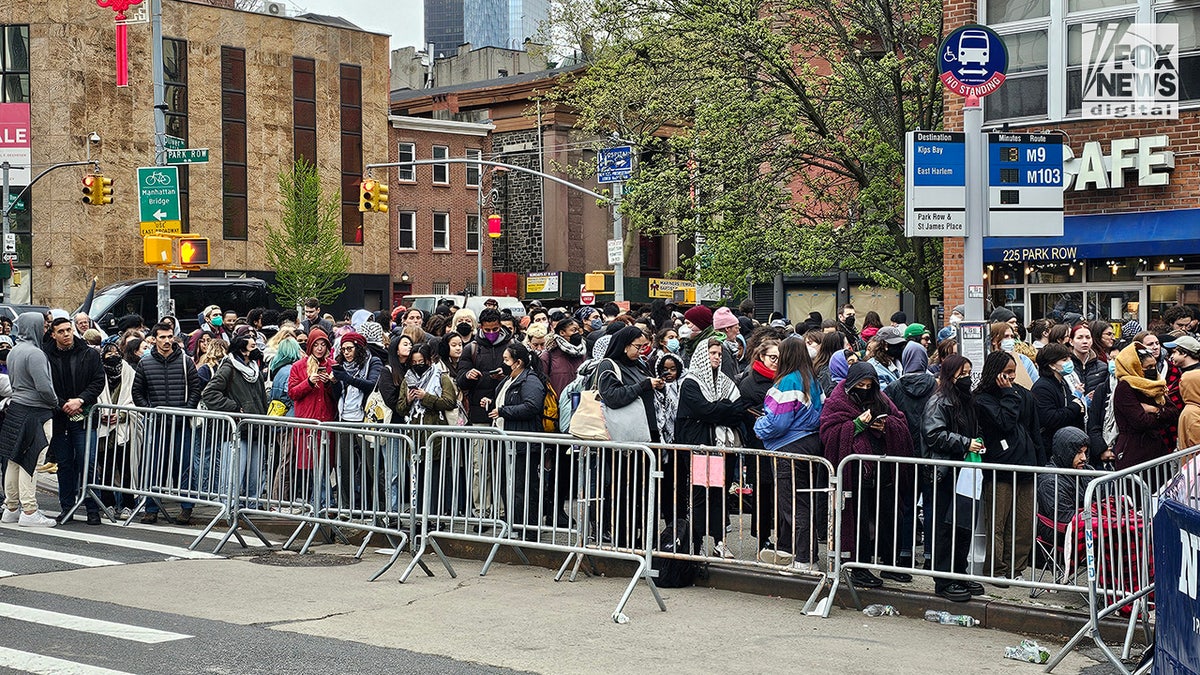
xmin=0 ymin=103 xmax=31 ymax=184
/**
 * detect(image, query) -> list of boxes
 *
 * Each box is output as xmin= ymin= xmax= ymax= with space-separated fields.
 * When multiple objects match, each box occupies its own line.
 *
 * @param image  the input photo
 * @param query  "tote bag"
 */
xmin=598 ymin=360 xmax=652 ymax=444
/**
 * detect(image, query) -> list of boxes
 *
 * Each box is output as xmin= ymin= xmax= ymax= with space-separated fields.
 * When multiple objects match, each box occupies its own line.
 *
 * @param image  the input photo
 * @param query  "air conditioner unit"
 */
xmin=262 ymin=1 xmax=288 ymax=17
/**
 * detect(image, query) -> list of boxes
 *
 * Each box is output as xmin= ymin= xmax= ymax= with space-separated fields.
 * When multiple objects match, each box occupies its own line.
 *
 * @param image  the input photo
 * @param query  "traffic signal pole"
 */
xmin=151 ymin=0 xmax=171 ymax=322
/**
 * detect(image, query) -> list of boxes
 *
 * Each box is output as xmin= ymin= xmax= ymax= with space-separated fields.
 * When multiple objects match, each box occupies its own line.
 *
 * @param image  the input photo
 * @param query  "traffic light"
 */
xmin=143 ymin=236 xmax=172 ymax=265
xmin=359 ymin=179 xmax=377 ymax=212
xmin=176 ymin=236 xmax=210 ymax=267
xmin=487 ymin=213 xmax=502 ymax=238
xmin=374 ymin=182 xmax=388 ymax=213
xmin=82 ymin=174 xmax=99 ymax=205
xmin=96 ymin=174 xmax=113 ymax=205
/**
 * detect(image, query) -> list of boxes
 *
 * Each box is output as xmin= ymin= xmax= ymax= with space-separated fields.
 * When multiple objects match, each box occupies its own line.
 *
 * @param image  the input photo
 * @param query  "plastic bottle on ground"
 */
xmin=923 ymin=609 xmax=979 ymax=626
xmin=862 ymin=604 xmax=900 ymax=617
xmin=1004 ymin=640 xmax=1050 ymax=663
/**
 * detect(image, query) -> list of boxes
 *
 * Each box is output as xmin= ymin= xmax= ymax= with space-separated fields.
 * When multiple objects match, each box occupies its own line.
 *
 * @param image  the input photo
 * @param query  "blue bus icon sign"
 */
xmin=939 ymin=25 xmax=1008 ymax=98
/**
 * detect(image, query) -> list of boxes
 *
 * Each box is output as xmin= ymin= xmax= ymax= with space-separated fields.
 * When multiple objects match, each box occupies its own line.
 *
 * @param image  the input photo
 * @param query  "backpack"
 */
xmin=542 ymin=379 xmax=560 ymax=433
xmin=652 ymin=519 xmax=699 ymax=588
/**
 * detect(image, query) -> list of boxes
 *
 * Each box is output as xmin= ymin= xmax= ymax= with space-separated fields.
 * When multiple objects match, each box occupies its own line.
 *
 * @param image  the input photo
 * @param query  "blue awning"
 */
xmin=984 ymin=208 xmax=1200 ymax=262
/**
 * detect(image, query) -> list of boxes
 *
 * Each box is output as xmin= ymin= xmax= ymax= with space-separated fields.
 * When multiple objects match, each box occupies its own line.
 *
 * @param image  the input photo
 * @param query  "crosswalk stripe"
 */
xmin=0 ymin=542 xmax=122 ymax=568
xmin=0 ymin=645 xmax=135 ymax=674
xmin=1 ymin=523 xmax=222 ymax=560
xmin=0 ymin=570 xmax=14 ymax=578
xmin=98 ymin=519 xmax=276 ymax=547
xmin=0 ymin=603 xmax=192 ymax=644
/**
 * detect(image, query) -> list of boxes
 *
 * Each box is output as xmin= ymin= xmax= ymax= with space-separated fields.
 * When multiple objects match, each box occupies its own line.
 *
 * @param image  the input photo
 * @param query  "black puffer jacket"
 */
xmin=44 ymin=338 xmax=105 ymax=410
xmin=457 ymin=329 xmax=511 ymax=424
xmin=1073 ymin=353 xmax=1108 ymax=397
xmin=495 ymin=368 xmax=546 ymax=436
xmin=132 ymin=346 xmax=202 ymax=408
xmin=1031 ymin=374 xmax=1085 ymax=453
xmin=974 ymin=385 xmax=1045 ymax=478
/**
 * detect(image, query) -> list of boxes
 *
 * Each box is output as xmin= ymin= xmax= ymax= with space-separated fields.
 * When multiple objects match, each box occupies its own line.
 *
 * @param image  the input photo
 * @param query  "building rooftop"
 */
xmin=389 ymin=65 xmax=584 ymax=105
xmin=295 ymin=12 xmax=364 ymax=30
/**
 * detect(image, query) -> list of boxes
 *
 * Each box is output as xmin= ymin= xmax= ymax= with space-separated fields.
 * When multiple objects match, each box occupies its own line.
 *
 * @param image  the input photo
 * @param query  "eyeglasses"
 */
xmin=341 ymin=345 xmax=355 ymax=352
xmin=763 ymin=354 xmax=779 ymax=361
xmin=631 ymin=342 xmax=649 ymax=349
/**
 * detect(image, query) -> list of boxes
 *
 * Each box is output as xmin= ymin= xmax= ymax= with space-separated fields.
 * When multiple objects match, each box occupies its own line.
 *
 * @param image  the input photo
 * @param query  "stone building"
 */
xmin=0 ymin=0 xmax=391 ymax=313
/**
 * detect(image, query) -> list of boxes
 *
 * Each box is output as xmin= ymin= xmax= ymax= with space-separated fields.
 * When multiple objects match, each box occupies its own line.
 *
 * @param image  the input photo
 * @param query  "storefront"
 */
xmin=983 ymin=208 xmax=1200 ymax=328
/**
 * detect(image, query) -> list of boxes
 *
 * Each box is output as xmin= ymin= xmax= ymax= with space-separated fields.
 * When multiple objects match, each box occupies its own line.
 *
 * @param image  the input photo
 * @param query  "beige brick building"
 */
xmin=0 ymin=0 xmax=391 ymax=313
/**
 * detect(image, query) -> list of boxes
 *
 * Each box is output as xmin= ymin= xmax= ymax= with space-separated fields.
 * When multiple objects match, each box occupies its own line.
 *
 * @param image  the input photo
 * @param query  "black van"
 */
xmin=81 ymin=277 xmax=271 ymax=334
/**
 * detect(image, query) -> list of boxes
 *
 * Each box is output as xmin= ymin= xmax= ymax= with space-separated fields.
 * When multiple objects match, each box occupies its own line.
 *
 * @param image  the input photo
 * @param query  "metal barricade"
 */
xmin=646 ymin=442 xmax=837 ymax=615
xmin=403 ymin=429 xmax=667 ymax=623
xmin=1047 ymin=449 xmax=1198 ymax=675
xmin=827 ymin=454 xmax=1108 ymax=612
xmin=72 ymin=403 xmax=241 ymax=551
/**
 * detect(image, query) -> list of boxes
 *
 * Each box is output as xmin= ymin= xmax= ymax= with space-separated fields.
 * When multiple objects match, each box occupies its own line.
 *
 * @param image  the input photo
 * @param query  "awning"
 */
xmin=984 ymin=208 xmax=1200 ymax=262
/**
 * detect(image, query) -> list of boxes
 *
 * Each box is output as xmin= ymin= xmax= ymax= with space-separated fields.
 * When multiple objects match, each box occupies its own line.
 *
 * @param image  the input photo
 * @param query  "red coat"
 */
xmin=287 ymin=329 xmax=337 ymax=469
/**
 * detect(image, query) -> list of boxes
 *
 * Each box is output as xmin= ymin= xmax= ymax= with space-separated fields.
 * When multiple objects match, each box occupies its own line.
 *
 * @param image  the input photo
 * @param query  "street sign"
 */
xmin=607 ymin=238 xmax=622 ymax=265
xmin=5 ymin=193 xmax=25 ymax=213
xmin=987 ymin=132 xmax=1064 ymax=237
xmin=597 ymin=146 xmax=633 ymax=183
xmin=648 ymin=277 xmax=696 ymax=299
xmin=579 ymin=284 xmax=595 ymax=306
xmin=137 ymin=166 xmax=180 ymax=225
xmin=938 ymin=25 xmax=1008 ymax=99
xmin=139 ymin=221 xmax=182 ymax=236
xmin=905 ymin=131 xmax=966 ymax=237
xmin=164 ymin=135 xmax=185 ymax=151
xmin=166 ymin=148 xmax=209 ymax=165
xmin=1 ymin=253 xmax=15 ymax=263
xmin=3 ymin=232 xmax=14 ymax=253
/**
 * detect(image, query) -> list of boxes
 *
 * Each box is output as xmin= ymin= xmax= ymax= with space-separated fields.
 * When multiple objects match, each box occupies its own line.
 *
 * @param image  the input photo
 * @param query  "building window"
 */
xmin=163 ymin=37 xmax=189 ymax=232
xmin=465 ymin=214 xmax=480 ymax=252
xmin=397 ymin=142 xmax=415 ymax=181
xmin=0 ymin=25 xmax=30 ymax=103
xmin=465 ymin=148 xmax=481 ymax=187
xmin=432 ymin=145 xmax=449 ymax=184
xmin=983 ymin=0 xmax=1198 ymax=123
xmin=432 ymin=281 xmax=450 ymax=295
xmin=221 ymin=46 xmax=247 ymax=240
xmin=293 ymin=57 xmax=316 ymax=165
xmin=398 ymin=212 xmax=416 ymax=250
xmin=433 ymin=212 xmax=450 ymax=250
xmin=340 ymin=63 xmax=363 ymax=245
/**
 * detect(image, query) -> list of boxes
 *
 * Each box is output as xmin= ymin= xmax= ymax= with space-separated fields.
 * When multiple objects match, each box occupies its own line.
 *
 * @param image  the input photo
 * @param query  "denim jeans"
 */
xmin=51 ymin=417 xmax=97 ymax=515
xmin=143 ymin=422 xmax=193 ymax=514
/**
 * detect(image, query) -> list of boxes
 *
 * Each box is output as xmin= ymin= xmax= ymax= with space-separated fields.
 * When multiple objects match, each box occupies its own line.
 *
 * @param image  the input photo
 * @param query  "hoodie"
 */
xmin=287 ymin=327 xmax=340 ymax=424
xmin=1036 ymin=426 xmax=1091 ymax=523
xmin=1178 ymin=370 xmax=1200 ymax=450
xmin=8 ymin=312 xmax=57 ymax=410
xmin=885 ymin=342 xmax=937 ymax=456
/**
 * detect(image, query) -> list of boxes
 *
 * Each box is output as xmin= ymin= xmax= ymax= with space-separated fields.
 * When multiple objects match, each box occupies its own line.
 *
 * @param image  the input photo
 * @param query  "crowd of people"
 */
xmin=1 ymin=295 xmax=1196 ymax=604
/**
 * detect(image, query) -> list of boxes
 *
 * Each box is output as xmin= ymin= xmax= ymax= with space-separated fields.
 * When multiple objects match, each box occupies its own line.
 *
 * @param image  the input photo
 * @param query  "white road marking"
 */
xmin=99 ymin=519 xmax=276 ymax=547
xmin=0 ymin=603 xmax=192 ymax=644
xmin=0 ymin=542 xmax=121 ymax=568
xmin=2 ymin=523 xmax=222 ymax=560
xmin=0 ymin=570 xmax=14 ymax=578
xmin=0 ymin=645 xmax=136 ymax=674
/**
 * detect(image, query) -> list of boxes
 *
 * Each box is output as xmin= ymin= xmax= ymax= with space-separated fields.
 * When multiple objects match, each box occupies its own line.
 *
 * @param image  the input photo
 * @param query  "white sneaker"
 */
xmin=1 ymin=508 xmax=19 ymax=524
xmin=18 ymin=511 xmax=57 ymax=528
xmin=119 ymin=508 xmax=134 ymax=521
xmin=712 ymin=541 xmax=736 ymax=559
xmin=785 ymin=561 xmax=819 ymax=575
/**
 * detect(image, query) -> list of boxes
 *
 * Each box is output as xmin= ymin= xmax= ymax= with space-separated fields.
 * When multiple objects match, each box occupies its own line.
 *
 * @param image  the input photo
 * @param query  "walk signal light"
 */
xmin=82 ymin=174 xmax=100 ymax=205
xmin=176 ymin=237 xmax=210 ymax=267
xmin=143 ymin=236 xmax=172 ymax=265
xmin=487 ymin=213 xmax=502 ymax=238
xmin=96 ymin=174 xmax=114 ymax=205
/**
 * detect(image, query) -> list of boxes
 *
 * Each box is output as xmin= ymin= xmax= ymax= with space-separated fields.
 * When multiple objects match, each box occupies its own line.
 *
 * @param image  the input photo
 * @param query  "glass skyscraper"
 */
xmin=426 ymin=0 xmax=549 ymax=54
xmin=424 ymin=0 xmax=465 ymax=57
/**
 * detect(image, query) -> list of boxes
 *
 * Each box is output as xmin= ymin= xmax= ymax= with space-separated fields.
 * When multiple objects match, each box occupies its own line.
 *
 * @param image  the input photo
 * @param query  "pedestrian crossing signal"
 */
xmin=176 ymin=237 xmax=210 ymax=267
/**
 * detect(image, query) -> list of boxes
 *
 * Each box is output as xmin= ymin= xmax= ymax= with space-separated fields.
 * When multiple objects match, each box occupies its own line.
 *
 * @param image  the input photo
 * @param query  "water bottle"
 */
xmin=924 ymin=609 xmax=979 ymax=626
xmin=862 ymin=604 xmax=899 ymax=617
xmin=1004 ymin=640 xmax=1050 ymax=663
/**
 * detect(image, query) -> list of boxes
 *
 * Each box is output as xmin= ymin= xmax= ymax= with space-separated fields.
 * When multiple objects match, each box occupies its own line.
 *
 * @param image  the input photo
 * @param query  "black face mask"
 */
xmin=0 ymin=348 xmax=9 ymax=362
xmin=500 ymin=363 xmax=513 ymax=376
xmin=247 ymin=348 xmax=264 ymax=363
xmin=411 ymin=363 xmax=429 ymax=376
xmin=568 ymin=333 xmax=584 ymax=346
xmin=848 ymin=386 xmax=874 ymax=408
xmin=456 ymin=323 xmax=472 ymax=337
xmin=843 ymin=315 xmax=856 ymax=329
xmin=886 ymin=342 xmax=905 ymax=360
xmin=954 ymin=377 xmax=973 ymax=396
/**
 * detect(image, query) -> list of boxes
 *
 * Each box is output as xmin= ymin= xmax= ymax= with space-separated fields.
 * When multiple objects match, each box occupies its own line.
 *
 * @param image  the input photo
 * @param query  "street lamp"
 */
xmin=476 ymin=165 xmax=507 ymax=295
xmin=400 ymin=270 xmax=410 ymax=283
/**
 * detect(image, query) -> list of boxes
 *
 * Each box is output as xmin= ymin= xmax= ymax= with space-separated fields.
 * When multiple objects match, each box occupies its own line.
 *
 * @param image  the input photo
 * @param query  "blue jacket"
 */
xmin=754 ymin=371 xmax=823 ymax=451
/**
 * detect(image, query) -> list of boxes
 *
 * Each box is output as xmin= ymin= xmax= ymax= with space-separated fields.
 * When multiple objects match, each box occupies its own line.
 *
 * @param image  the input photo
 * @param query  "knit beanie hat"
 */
xmin=712 ymin=307 xmax=738 ymax=330
xmin=683 ymin=305 xmax=713 ymax=331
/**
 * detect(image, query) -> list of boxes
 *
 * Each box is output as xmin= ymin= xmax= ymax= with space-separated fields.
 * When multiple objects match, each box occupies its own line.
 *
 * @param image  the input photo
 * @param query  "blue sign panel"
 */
xmin=1152 ymin=497 xmax=1200 ymax=674
xmin=938 ymin=24 xmax=1008 ymax=98
xmin=913 ymin=132 xmax=966 ymax=187
xmin=989 ymin=133 xmax=1064 ymax=188
xmin=597 ymin=146 xmax=633 ymax=184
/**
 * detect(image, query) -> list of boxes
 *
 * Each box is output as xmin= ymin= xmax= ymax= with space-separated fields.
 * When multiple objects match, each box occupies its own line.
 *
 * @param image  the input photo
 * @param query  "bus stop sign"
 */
xmin=938 ymin=24 xmax=1008 ymax=99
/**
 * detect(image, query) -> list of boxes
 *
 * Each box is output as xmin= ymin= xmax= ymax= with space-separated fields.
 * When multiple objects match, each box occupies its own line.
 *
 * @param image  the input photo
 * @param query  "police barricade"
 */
xmin=402 ymin=429 xmax=667 ymax=623
xmin=72 ymin=403 xmax=241 ymax=551
xmin=1046 ymin=449 xmax=1198 ymax=675
xmin=645 ymin=442 xmax=837 ymax=615
xmin=827 ymin=454 xmax=1110 ymax=614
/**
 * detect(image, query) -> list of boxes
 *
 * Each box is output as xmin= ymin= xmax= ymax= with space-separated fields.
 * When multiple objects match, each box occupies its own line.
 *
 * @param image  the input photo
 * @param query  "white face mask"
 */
xmin=949 ymin=315 xmax=962 ymax=325
xmin=678 ymin=324 xmax=693 ymax=339
xmin=807 ymin=344 xmax=819 ymax=358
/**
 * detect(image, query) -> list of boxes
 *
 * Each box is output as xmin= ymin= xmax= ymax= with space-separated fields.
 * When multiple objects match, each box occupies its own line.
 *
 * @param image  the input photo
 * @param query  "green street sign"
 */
xmin=164 ymin=135 xmax=185 ymax=151
xmin=137 ymin=166 xmax=180 ymax=224
xmin=5 ymin=194 xmax=25 ymax=213
xmin=166 ymin=148 xmax=209 ymax=165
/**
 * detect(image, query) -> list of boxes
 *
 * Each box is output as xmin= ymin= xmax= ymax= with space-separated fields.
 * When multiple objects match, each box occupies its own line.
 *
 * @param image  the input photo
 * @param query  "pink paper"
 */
xmin=691 ymin=454 xmax=725 ymax=488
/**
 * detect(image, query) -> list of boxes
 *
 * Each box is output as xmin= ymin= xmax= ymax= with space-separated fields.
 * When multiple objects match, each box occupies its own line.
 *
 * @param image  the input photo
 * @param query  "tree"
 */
xmin=546 ymin=0 xmax=945 ymax=325
xmin=264 ymin=159 xmax=351 ymax=310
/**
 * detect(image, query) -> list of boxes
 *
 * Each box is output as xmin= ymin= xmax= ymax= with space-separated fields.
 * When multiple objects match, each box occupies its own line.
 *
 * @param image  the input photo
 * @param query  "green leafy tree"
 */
xmin=547 ymin=0 xmax=945 ymax=324
xmin=264 ymin=159 xmax=351 ymax=309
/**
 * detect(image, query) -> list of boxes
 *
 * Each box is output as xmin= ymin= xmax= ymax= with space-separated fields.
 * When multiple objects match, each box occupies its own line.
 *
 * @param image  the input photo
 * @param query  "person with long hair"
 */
xmin=1031 ymin=343 xmax=1087 ymax=452
xmin=921 ymin=354 xmax=984 ymax=602
xmin=928 ymin=336 xmax=958 ymax=376
xmin=330 ymin=331 xmax=384 ymax=513
xmin=1069 ymin=322 xmax=1107 ymax=397
xmin=819 ymin=361 xmax=913 ymax=589
xmin=269 ymin=336 xmax=302 ymax=417
xmin=1089 ymin=320 xmax=1116 ymax=362
xmin=1112 ymin=343 xmax=1178 ymax=469
xmin=201 ymin=334 xmax=269 ymax=502
xmin=647 ymin=325 xmax=680 ymax=376
xmin=990 ymin=322 xmax=1038 ymax=388
xmin=816 ymin=332 xmax=848 ymax=396
xmin=736 ymin=338 xmax=780 ymax=566
xmin=753 ymin=339 xmax=824 ymax=572
xmin=973 ymin=351 xmax=1044 ymax=583
xmin=484 ymin=342 xmax=547 ymax=537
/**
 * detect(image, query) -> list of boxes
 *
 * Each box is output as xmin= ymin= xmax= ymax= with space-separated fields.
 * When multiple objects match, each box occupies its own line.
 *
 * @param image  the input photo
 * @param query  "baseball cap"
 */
xmin=1164 ymin=335 xmax=1200 ymax=355
xmin=876 ymin=326 xmax=906 ymax=345
xmin=903 ymin=323 xmax=927 ymax=339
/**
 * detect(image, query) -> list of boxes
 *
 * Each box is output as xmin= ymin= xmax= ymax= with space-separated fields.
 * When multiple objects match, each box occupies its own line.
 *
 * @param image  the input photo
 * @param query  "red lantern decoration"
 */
xmin=487 ymin=214 xmax=502 ymax=238
xmin=97 ymin=0 xmax=145 ymax=87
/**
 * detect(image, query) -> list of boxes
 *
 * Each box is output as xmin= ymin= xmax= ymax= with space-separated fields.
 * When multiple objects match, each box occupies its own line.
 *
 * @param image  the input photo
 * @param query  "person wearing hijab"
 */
xmin=675 ymin=337 xmax=748 ymax=558
xmin=921 ymin=354 xmax=983 ymax=602
xmin=819 ymin=361 xmax=914 ymax=589
xmin=1112 ymin=343 xmax=1178 ymax=470
xmin=974 ymin=351 xmax=1044 ymax=584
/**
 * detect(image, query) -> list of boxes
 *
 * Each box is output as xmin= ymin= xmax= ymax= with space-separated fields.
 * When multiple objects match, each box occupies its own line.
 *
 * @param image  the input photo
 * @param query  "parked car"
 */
xmin=0 ymin=303 xmax=51 ymax=322
xmin=80 ymin=277 xmax=271 ymax=334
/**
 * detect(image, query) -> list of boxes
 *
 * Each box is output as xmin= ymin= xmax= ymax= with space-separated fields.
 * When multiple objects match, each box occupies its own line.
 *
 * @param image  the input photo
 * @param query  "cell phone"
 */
xmin=874 ymin=413 xmax=888 ymax=421
xmin=490 ymin=368 xmax=504 ymax=376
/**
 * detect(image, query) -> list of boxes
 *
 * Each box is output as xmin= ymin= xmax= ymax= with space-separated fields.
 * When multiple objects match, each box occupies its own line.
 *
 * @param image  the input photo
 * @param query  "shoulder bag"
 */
xmin=596 ymin=359 xmax=653 ymax=443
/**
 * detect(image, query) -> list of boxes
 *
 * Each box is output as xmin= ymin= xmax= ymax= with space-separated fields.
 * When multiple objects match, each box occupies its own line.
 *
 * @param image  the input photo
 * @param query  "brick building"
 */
xmin=941 ymin=1 xmax=1200 ymax=329
xmin=0 ymin=0 xmax=391 ymax=314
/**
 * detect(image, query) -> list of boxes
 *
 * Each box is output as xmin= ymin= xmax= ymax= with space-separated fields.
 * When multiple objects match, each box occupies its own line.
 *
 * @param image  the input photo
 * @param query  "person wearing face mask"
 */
xmin=678 ymin=305 xmax=715 ymax=364
xmin=712 ymin=307 xmax=746 ymax=366
xmin=188 ymin=305 xmax=230 ymax=355
xmin=1112 ymin=343 xmax=1178 ymax=470
xmin=990 ymin=322 xmax=1039 ymax=389
xmin=819 ymin=361 xmax=913 ymax=589
xmin=837 ymin=304 xmax=864 ymax=351
xmin=1068 ymin=323 xmax=1107 ymax=398
xmin=866 ymin=328 xmax=904 ymax=390
xmin=883 ymin=338 xmax=937 ymax=574
xmin=201 ymin=334 xmax=269 ymax=503
xmin=1087 ymin=344 xmax=1123 ymax=462
xmin=482 ymin=342 xmax=547 ymax=538
xmin=1031 ymin=343 xmax=1087 ymax=453
xmin=450 ymin=309 xmax=478 ymax=345
xmin=0 ymin=334 xmax=11 ymax=375
xmin=937 ymin=305 xmax=965 ymax=343
xmin=577 ymin=308 xmax=604 ymax=356
xmin=922 ymin=354 xmax=985 ymax=602
xmin=646 ymin=326 xmax=680 ymax=376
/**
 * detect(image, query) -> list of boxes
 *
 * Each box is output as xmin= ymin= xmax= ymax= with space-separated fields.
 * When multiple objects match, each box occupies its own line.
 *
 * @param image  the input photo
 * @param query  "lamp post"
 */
xmin=475 ymin=165 xmax=505 ymax=295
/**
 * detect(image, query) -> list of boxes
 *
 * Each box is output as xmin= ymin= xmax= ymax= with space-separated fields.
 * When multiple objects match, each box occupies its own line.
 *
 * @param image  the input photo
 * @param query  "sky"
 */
xmin=293 ymin=0 xmax=425 ymax=50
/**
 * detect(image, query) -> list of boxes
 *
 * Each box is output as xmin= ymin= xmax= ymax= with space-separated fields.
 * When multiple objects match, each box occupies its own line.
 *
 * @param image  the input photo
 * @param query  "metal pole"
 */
xmin=963 ymin=98 xmax=985 ymax=323
xmin=613 ymin=182 xmax=624 ymax=302
xmin=1 ymin=162 xmax=10 ymax=302
xmin=477 ymin=173 xmax=484 ymax=294
xmin=151 ymin=0 xmax=171 ymax=321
